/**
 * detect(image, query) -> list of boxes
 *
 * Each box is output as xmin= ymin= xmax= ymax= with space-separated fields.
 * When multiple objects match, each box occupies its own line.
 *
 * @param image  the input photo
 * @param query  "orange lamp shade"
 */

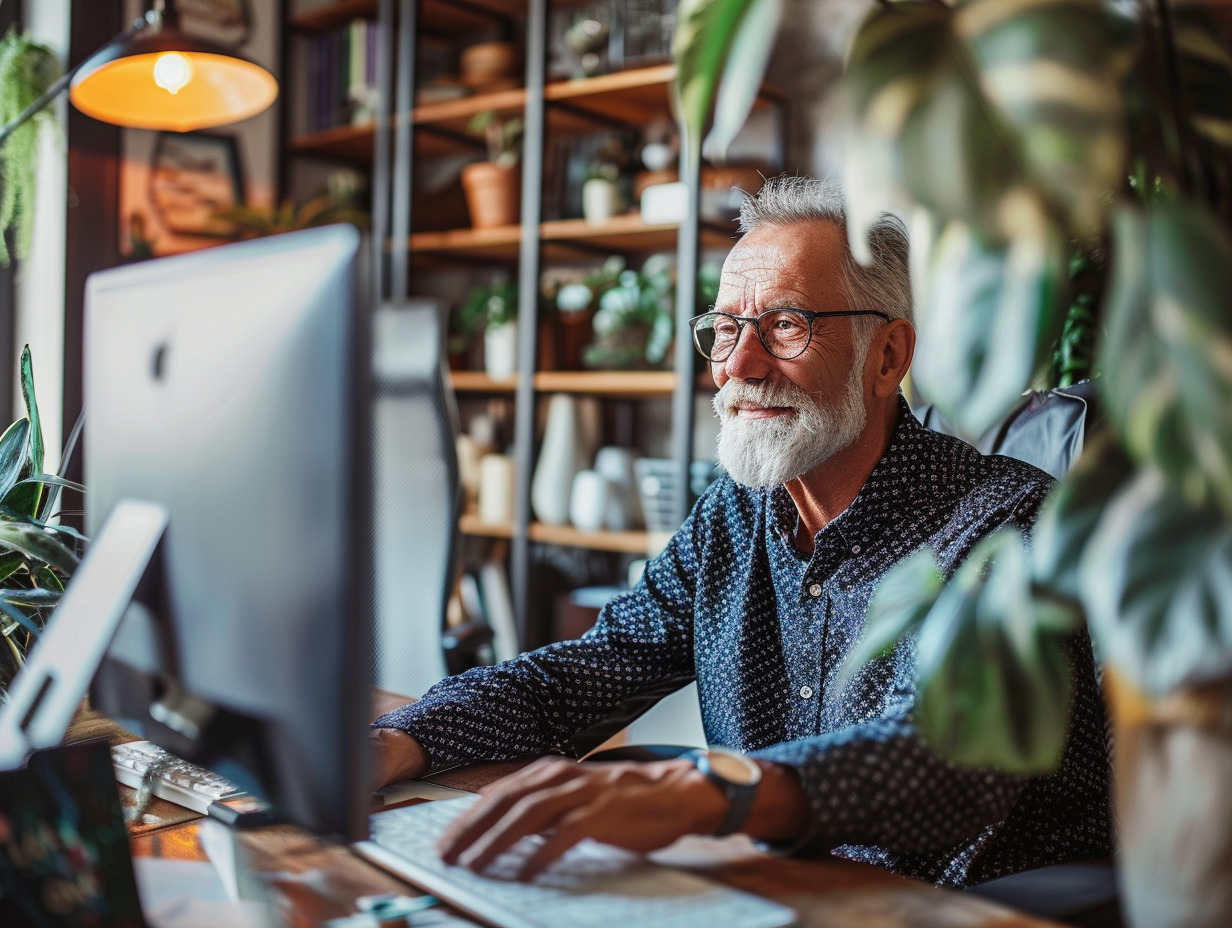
xmin=69 ymin=32 xmax=277 ymax=132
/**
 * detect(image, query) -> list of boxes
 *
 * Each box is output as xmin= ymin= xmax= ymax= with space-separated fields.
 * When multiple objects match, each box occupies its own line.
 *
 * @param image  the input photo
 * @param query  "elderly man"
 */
xmin=371 ymin=176 xmax=1111 ymax=888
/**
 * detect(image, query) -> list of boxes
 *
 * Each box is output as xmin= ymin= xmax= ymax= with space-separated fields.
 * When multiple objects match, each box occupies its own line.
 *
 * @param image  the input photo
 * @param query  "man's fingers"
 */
xmin=438 ymin=758 xmax=582 ymax=862
xmin=445 ymin=777 xmax=596 ymax=872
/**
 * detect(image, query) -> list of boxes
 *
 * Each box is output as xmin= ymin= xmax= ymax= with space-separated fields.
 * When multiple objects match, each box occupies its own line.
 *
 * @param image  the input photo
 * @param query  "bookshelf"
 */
xmin=283 ymin=0 xmax=781 ymax=647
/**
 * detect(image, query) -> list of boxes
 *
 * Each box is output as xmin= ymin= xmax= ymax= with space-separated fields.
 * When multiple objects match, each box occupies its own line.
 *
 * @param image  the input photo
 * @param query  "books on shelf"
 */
xmin=304 ymin=18 xmax=378 ymax=133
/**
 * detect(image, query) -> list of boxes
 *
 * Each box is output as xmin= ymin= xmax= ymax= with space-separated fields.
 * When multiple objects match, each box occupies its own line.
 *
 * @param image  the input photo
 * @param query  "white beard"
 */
xmin=713 ymin=362 xmax=867 ymax=488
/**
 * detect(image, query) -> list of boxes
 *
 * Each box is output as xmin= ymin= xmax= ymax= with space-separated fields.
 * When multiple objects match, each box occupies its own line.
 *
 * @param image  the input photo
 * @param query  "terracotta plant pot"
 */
xmin=1106 ymin=669 xmax=1232 ymax=928
xmin=461 ymin=162 xmax=520 ymax=229
xmin=459 ymin=41 xmax=522 ymax=89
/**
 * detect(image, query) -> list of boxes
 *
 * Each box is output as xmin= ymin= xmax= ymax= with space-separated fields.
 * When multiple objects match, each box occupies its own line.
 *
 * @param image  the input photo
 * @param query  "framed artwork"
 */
xmin=147 ymin=132 xmax=245 ymax=238
xmin=177 ymin=0 xmax=252 ymax=47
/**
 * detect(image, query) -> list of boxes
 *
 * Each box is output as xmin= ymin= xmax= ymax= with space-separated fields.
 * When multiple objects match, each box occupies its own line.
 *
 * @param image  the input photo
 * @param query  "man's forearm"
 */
xmin=371 ymin=726 xmax=430 ymax=786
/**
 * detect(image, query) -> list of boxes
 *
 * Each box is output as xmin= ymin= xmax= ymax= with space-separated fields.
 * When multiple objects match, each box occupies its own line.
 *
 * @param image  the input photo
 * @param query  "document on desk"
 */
xmin=357 ymin=795 xmax=798 ymax=928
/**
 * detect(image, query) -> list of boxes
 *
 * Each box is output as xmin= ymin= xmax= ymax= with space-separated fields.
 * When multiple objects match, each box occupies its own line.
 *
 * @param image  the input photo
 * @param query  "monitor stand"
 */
xmin=0 ymin=498 xmax=168 ymax=769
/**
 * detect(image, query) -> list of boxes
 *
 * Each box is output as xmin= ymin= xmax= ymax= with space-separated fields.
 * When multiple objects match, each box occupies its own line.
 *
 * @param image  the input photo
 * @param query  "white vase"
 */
xmin=569 ymin=470 xmax=608 ymax=532
xmin=532 ymin=394 xmax=584 ymax=525
xmin=594 ymin=446 xmax=640 ymax=530
xmin=582 ymin=177 xmax=622 ymax=224
xmin=484 ymin=321 xmax=518 ymax=380
xmin=478 ymin=453 xmax=515 ymax=524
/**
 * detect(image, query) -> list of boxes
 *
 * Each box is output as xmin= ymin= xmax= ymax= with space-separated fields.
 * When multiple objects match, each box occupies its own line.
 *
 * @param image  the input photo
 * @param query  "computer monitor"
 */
xmin=74 ymin=225 xmax=373 ymax=840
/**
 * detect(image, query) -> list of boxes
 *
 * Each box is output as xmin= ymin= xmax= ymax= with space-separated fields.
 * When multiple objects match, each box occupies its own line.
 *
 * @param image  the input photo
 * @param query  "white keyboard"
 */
xmin=354 ymin=796 xmax=797 ymax=928
xmin=111 ymin=740 xmax=245 ymax=814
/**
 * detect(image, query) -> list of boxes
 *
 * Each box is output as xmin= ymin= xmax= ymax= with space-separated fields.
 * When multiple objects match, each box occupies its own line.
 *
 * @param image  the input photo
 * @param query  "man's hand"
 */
xmin=436 ymin=756 xmax=731 ymax=880
xmin=371 ymin=727 xmax=430 ymax=788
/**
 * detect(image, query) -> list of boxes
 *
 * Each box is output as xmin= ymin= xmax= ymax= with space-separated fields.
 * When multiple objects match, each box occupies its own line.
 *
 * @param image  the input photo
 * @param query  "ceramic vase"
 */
xmin=582 ymin=177 xmax=622 ymax=224
xmin=484 ymin=321 xmax=518 ymax=380
xmin=478 ymin=453 xmax=515 ymax=524
xmin=594 ymin=445 xmax=640 ymax=530
xmin=569 ymin=470 xmax=608 ymax=532
xmin=531 ymin=394 xmax=583 ymax=525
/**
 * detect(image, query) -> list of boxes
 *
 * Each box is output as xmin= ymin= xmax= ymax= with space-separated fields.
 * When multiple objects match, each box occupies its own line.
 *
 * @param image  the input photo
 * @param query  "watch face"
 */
xmin=707 ymin=750 xmax=761 ymax=786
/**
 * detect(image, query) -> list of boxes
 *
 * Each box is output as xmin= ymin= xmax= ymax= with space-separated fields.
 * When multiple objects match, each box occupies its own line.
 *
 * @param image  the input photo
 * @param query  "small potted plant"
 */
xmin=460 ymin=111 xmax=524 ymax=229
xmin=457 ymin=277 xmax=519 ymax=380
xmin=581 ymin=137 xmax=630 ymax=224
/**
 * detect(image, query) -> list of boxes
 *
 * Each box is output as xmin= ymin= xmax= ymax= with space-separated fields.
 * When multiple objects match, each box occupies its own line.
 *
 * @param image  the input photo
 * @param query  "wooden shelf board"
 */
xmin=406 ymin=214 xmax=732 ymax=262
xmin=291 ymin=0 xmax=524 ymax=36
xmin=534 ymin=371 xmax=675 ymax=396
xmin=459 ymin=513 xmax=515 ymax=539
xmin=528 ymin=523 xmax=659 ymax=555
xmin=450 ymin=371 xmax=518 ymax=392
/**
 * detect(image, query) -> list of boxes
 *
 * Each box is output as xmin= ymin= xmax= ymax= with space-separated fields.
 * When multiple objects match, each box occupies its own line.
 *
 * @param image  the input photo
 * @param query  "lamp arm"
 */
xmin=0 ymin=10 xmax=160 ymax=148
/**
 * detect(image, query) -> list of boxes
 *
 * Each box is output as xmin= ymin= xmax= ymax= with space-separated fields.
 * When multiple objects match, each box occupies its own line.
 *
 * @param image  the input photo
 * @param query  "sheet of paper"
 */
xmin=375 ymin=779 xmax=474 ymax=806
xmin=133 ymin=857 xmax=273 ymax=928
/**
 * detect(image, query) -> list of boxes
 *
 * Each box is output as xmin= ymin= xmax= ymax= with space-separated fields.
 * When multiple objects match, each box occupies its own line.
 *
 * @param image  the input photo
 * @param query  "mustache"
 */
xmin=713 ymin=380 xmax=815 ymax=419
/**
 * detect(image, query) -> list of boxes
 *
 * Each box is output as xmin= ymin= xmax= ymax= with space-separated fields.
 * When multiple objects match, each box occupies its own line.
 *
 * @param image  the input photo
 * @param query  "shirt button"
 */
xmin=851 ymin=544 xmax=862 ymax=554
xmin=799 ymin=685 xmax=814 ymax=699
xmin=808 ymin=583 xmax=822 ymax=598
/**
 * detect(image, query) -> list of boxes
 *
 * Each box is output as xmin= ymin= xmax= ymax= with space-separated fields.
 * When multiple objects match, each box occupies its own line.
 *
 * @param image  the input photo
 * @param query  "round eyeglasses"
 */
xmin=689 ymin=308 xmax=892 ymax=362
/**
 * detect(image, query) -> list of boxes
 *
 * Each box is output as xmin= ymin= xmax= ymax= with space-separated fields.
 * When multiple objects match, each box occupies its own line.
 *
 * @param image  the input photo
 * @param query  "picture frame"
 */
xmin=177 ymin=0 xmax=252 ymax=47
xmin=147 ymin=132 xmax=246 ymax=238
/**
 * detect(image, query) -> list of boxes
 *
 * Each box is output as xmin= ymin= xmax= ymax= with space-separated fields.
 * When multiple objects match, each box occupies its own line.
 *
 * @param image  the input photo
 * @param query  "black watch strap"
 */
xmin=690 ymin=748 xmax=761 ymax=837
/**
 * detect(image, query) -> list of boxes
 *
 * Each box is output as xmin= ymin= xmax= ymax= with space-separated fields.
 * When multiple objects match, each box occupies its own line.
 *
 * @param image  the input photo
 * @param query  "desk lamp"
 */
xmin=0 ymin=0 xmax=277 ymax=144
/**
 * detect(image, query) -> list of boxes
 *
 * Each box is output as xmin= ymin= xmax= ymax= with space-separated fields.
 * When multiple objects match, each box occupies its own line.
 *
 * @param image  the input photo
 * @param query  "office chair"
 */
xmin=370 ymin=300 xmax=470 ymax=699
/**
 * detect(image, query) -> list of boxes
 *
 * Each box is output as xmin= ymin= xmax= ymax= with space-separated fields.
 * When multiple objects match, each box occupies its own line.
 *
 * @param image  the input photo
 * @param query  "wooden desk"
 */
xmin=72 ymin=701 xmax=1062 ymax=928
xmin=123 ymin=758 xmax=1062 ymax=928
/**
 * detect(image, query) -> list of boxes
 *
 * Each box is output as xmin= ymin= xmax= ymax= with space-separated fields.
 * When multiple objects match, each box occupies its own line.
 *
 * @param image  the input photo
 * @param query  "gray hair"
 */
xmin=738 ymin=176 xmax=913 ymax=353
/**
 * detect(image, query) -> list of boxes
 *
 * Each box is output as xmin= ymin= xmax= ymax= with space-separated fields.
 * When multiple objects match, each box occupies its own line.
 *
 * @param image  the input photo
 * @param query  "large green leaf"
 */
xmin=837 ymin=547 xmax=944 ymax=691
xmin=0 ymin=522 xmax=78 ymax=574
xmin=956 ymin=0 xmax=1129 ymax=239
xmin=0 ymin=587 xmax=61 ymax=607
xmin=673 ymin=0 xmax=772 ymax=165
xmin=915 ymin=528 xmax=1076 ymax=773
xmin=913 ymin=217 xmax=1068 ymax=439
xmin=1031 ymin=430 xmax=1135 ymax=604
xmin=4 ymin=346 xmax=44 ymax=517
xmin=1082 ymin=469 xmax=1232 ymax=695
xmin=1174 ymin=7 xmax=1232 ymax=150
xmin=1099 ymin=202 xmax=1232 ymax=515
xmin=0 ymin=418 xmax=30 ymax=499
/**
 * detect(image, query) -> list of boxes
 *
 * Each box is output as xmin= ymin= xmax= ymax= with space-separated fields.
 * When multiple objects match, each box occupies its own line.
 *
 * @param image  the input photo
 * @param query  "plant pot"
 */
xmin=483 ymin=321 xmax=518 ymax=380
xmin=461 ymin=162 xmax=520 ymax=229
xmin=1106 ymin=669 xmax=1232 ymax=928
xmin=582 ymin=177 xmax=623 ymax=224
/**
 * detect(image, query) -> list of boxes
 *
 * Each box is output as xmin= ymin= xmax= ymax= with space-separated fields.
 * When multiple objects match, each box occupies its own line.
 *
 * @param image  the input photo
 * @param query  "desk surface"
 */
xmin=71 ymin=702 xmax=1063 ymax=928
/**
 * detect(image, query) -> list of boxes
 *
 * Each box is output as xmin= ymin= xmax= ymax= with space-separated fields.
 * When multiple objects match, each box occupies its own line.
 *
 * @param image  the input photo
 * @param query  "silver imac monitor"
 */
xmin=77 ymin=225 xmax=372 ymax=840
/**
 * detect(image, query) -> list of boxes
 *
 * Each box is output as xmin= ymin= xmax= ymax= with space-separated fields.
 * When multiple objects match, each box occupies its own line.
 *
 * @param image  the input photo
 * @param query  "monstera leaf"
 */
xmin=673 ymin=0 xmax=782 ymax=165
xmin=914 ymin=529 xmax=1080 ymax=773
xmin=1082 ymin=469 xmax=1232 ymax=695
xmin=1100 ymin=202 xmax=1232 ymax=515
xmin=913 ymin=217 xmax=1068 ymax=438
xmin=1031 ymin=431 xmax=1136 ymax=605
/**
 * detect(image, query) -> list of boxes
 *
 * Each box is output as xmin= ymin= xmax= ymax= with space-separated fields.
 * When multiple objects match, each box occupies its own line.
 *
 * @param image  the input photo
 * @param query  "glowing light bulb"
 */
xmin=153 ymin=53 xmax=192 ymax=95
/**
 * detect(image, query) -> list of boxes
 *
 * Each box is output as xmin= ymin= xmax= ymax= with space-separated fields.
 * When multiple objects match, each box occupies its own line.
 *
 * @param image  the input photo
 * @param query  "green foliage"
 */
xmin=453 ymin=277 xmax=519 ymax=357
xmin=468 ymin=111 xmax=525 ymax=168
xmin=673 ymin=0 xmax=1232 ymax=772
xmin=0 ymin=347 xmax=85 ymax=696
xmin=213 ymin=172 xmax=370 ymax=240
xmin=0 ymin=28 xmax=60 ymax=265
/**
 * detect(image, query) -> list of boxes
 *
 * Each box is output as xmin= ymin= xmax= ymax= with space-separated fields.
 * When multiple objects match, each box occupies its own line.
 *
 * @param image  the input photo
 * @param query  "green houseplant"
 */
xmin=676 ymin=2 xmax=1232 ymax=925
xmin=461 ymin=110 xmax=525 ymax=229
xmin=0 ymin=27 xmax=60 ymax=265
xmin=0 ymin=347 xmax=85 ymax=698
xmin=456 ymin=276 xmax=519 ymax=379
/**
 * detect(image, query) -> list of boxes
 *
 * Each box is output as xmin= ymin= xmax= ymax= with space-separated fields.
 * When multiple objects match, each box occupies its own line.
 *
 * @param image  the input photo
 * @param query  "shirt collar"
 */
xmin=768 ymin=394 xmax=928 ymax=556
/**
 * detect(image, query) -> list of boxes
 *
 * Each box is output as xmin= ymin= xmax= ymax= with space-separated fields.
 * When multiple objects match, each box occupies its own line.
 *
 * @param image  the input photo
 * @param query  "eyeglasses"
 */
xmin=688 ymin=308 xmax=892 ymax=362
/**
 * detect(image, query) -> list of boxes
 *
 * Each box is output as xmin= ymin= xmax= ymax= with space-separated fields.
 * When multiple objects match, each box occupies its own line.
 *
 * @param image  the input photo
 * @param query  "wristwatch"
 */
xmin=689 ymin=747 xmax=762 ymax=837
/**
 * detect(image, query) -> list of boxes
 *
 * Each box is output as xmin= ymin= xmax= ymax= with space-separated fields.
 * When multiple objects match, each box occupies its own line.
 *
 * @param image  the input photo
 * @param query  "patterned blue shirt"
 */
xmin=375 ymin=397 xmax=1111 ymax=887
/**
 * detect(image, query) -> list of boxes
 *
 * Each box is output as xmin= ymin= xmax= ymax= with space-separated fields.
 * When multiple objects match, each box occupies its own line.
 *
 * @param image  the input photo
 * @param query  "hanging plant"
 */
xmin=0 ymin=27 xmax=60 ymax=266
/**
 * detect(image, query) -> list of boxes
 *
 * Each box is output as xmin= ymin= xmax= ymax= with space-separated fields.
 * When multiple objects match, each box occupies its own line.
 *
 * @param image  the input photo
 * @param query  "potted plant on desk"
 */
xmin=461 ymin=111 xmax=524 ymax=229
xmin=0 ymin=348 xmax=85 ymax=697
xmin=676 ymin=2 xmax=1232 ymax=926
